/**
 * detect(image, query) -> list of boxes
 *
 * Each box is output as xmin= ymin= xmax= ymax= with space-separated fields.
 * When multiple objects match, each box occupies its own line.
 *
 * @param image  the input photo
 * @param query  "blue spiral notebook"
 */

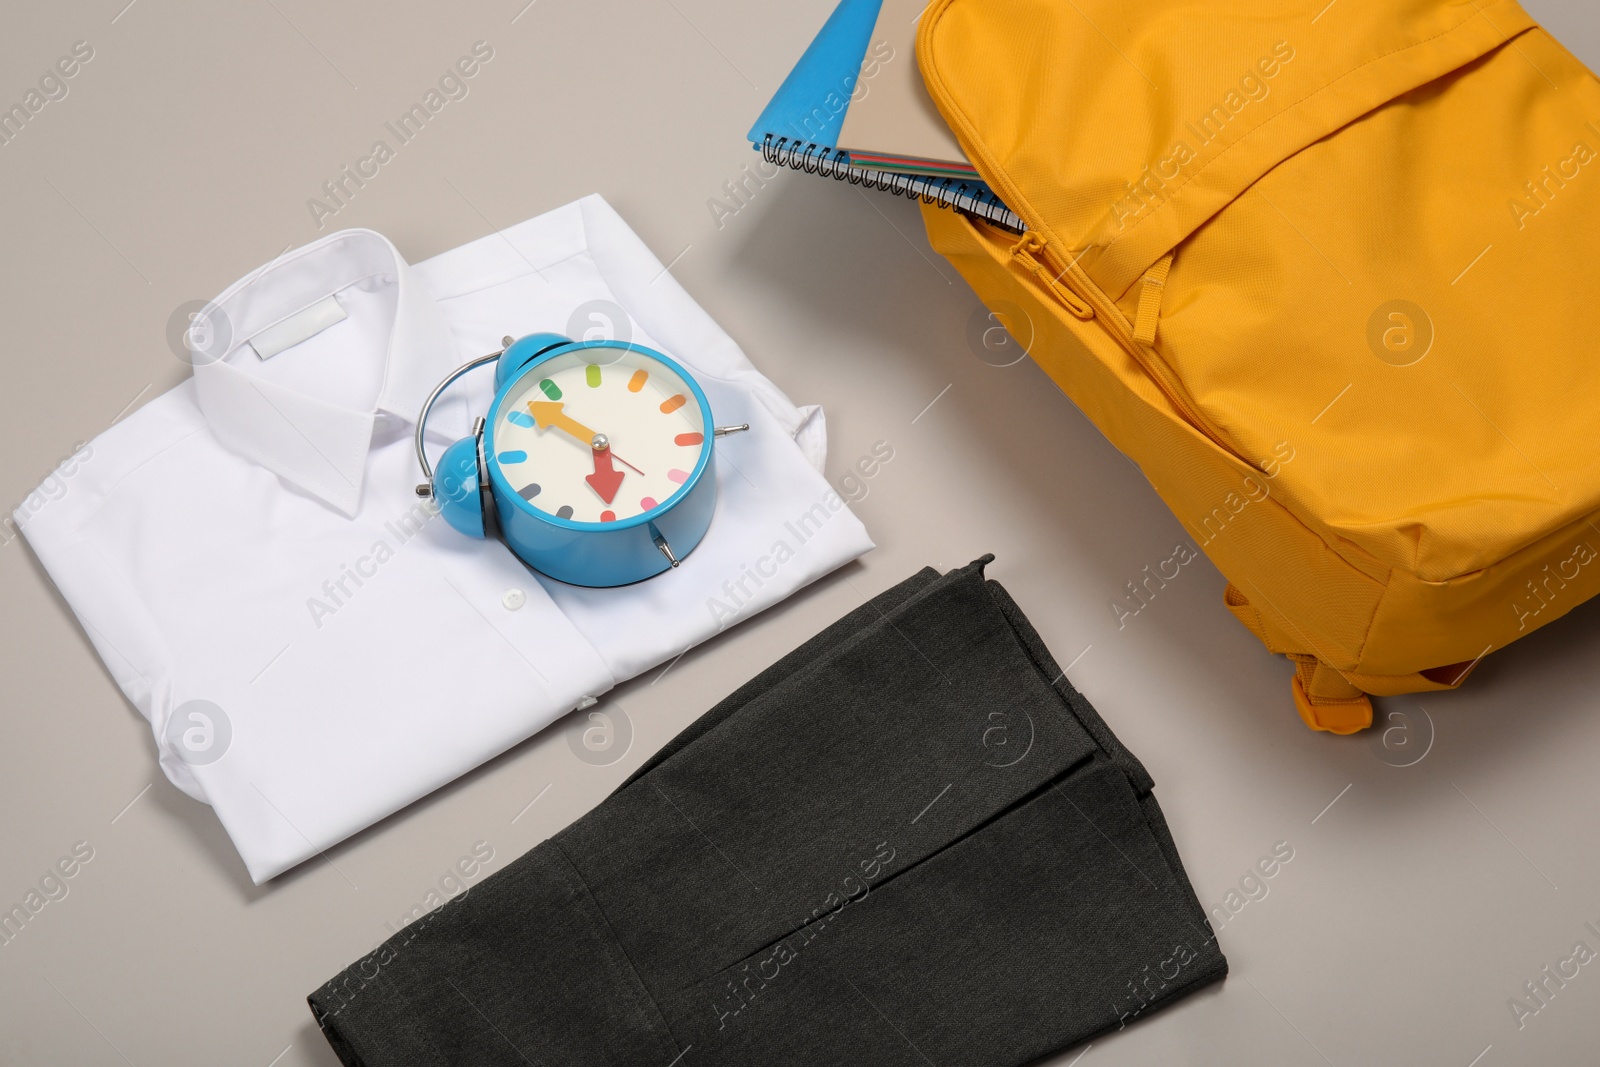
xmin=747 ymin=0 xmax=1025 ymax=233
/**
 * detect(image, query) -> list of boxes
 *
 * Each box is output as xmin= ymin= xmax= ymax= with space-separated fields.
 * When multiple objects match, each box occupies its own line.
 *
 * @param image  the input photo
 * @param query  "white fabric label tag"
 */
xmin=248 ymin=295 xmax=347 ymax=360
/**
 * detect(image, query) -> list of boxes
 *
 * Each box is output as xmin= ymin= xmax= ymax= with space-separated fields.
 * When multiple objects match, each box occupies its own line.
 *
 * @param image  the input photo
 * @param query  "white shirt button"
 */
xmin=502 ymin=588 xmax=526 ymax=611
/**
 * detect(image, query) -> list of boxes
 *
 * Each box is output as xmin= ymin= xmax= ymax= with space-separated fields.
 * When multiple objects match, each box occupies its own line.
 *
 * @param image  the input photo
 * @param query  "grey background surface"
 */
xmin=2 ymin=1 xmax=1598 ymax=1064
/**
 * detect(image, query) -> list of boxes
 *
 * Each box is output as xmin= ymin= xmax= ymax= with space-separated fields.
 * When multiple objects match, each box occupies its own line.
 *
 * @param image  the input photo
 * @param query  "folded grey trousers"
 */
xmin=310 ymin=558 xmax=1227 ymax=1065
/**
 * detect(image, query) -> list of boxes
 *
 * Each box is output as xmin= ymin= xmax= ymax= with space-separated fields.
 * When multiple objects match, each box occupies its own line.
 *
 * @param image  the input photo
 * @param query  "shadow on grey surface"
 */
xmin=296 ymin=1018 xmax=348 ymax=1067
xmin=1025 ymin=978 xmax=1231 ymax=1066
xmin=1385 ymin=589 xmax=1600 ymax=779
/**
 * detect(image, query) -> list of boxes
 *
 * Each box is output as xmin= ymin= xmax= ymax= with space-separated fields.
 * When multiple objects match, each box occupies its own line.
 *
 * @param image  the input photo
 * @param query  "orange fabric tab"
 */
xmin=1132 ymin=254 xmax=1173 ymax=346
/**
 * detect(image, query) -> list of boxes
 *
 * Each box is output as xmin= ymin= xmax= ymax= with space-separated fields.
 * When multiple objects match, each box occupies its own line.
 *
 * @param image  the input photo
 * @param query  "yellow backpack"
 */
xmin=917 ymin=0 xmax=1600 ymax=732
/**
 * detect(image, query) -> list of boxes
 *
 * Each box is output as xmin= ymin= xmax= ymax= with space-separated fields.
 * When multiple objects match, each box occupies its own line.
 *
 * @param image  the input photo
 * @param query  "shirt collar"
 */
xmin=191 ymin=229 xmax=461 ymax=517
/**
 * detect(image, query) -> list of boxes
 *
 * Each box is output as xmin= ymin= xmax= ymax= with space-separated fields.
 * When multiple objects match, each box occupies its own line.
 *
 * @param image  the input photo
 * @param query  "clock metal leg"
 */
xmin=652 ymin=529 xmax=681 ymax=568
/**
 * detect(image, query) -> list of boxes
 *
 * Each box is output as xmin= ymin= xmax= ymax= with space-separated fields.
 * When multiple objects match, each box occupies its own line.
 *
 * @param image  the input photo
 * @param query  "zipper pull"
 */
xmin=1009 ymin=232 xmax=1094 ymax=321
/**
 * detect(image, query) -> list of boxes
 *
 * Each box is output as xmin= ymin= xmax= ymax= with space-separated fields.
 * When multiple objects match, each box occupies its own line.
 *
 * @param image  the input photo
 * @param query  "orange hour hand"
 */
xmin=525 ymin=400 xmax=599 ymax=444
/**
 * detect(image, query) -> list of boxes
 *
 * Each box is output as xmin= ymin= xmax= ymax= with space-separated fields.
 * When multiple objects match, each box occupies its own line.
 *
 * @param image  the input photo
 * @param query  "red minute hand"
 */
xmin=586 ymin=438 xmax=626 ymax=504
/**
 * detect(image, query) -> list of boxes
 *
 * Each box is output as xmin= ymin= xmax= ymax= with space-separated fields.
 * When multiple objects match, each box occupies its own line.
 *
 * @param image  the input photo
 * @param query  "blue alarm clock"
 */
xmin=414 ymin=332 xmax=746 ymax=587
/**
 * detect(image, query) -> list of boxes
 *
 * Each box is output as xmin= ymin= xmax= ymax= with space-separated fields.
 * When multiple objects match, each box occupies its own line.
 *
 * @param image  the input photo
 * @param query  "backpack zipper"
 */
xmin=1008 ymin=232 xmax=1095 ymax=320
xmin=1009 ymin=230 xmax=1219 ymax=442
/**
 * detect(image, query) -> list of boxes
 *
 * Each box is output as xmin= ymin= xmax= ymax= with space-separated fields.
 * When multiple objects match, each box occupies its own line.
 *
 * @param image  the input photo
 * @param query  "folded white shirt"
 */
xmin=16 ymin=195 xmax=873 ymax=883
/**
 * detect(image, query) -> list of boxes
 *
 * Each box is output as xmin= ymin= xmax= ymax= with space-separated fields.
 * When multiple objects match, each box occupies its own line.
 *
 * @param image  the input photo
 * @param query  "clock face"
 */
xmin=490 ymin=346 xmax=709 ymax=524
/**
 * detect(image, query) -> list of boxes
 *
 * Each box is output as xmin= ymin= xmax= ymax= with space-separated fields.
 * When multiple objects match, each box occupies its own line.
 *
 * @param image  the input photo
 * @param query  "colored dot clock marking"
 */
xmin=494 ymin=346 xmax=709 ymax=528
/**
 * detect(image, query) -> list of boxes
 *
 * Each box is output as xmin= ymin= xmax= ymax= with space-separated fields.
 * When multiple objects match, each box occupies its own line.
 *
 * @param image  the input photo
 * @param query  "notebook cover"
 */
xmin=745 ymin=0 xmax=1022 ymax=232
xmin=835 ymin=0 xmax=972 ymax=169
xmin=747 ymin=0 xmax=884 ymax=149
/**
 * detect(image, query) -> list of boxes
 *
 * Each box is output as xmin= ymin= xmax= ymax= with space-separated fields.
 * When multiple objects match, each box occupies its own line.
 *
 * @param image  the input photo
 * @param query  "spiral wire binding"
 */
xmin=761 ymin=135 xmax=1026 ymax=234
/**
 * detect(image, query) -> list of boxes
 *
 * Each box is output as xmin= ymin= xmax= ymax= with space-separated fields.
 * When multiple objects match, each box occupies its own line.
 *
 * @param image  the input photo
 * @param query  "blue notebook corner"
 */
xmin=743 ymin=0 xmax=1025 ymax=233
xmin=746 ymin=0 xmax=883 ymax=150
